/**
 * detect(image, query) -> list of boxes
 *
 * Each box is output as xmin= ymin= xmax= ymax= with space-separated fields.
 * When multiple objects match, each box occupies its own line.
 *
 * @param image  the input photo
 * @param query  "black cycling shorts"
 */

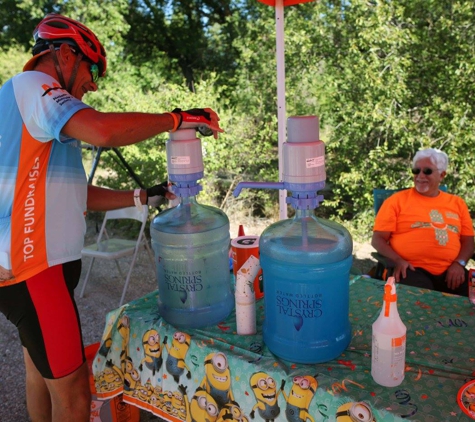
xmin=0 ymin=260 xmax=85 ymax=379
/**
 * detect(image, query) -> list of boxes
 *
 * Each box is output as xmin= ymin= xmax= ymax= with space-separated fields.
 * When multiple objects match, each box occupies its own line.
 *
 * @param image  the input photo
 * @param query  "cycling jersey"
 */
xmin=0 ymin=71 xmax=90 ymax=286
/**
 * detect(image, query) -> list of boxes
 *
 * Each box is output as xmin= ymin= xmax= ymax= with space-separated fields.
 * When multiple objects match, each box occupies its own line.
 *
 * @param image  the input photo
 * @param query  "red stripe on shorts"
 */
xmin=26 ymin=264 xmax=83 ymax=378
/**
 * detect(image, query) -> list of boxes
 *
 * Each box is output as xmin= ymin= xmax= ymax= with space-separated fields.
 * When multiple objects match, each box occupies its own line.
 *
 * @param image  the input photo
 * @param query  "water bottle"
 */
xmin=150 ymin=129 xmax=234 ymax=328
xmin=371 ymin=277 xmax=406 ymax=387
xmin=151 ymin=195 xmax=234 ymax=328
xmin=232 ymin=115 xmax=353 ymax=363
xmin=260 ymin=209 xmax=353 ymax=363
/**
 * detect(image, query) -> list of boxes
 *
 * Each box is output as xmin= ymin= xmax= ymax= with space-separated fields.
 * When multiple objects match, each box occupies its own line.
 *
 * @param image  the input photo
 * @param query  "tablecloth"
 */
xmin=92 ymin=276 xmax=475 ymax=421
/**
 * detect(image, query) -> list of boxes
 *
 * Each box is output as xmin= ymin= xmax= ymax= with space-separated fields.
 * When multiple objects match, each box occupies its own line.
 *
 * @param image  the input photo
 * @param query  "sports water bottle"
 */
xmin=150 ymin=129 xmax=234 ymax=328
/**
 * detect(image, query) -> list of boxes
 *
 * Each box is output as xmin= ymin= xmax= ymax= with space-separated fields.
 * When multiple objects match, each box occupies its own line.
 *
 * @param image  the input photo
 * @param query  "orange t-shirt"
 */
xmin=373 ymin=188 xmax=474 ymax=275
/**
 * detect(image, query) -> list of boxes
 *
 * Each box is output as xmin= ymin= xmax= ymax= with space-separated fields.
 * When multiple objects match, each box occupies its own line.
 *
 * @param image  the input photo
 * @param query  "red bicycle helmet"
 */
xmin=23 ymin=13 xmax=107 ymax=77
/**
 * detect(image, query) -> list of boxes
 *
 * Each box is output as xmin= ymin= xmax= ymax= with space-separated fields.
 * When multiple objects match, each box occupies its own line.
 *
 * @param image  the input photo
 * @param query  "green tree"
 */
xmin=286 ymin=0 xmax=475 ymax=231
xmin=2 ymin=0 xmax=474 ymax=239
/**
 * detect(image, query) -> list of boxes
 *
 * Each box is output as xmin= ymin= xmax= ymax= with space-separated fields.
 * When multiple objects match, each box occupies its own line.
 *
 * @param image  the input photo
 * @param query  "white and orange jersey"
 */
xmin=0 ymin=71 xmax=91 ymax=286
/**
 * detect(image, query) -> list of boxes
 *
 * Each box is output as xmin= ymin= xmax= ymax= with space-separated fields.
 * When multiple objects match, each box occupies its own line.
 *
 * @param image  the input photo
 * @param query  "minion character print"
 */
xmin=249 ymin=371 xmax=283 ymax=421
xmin=217 ymin=401 xmax=248 ymax=422
xmin=117 ymin=314 xmax=131 ymax=359
xmin=99 ymin=360 xmax=123 ymax=392
xmin=281 ymin=375 xmax=317 ymax=422
xmin=164 ymin=331 xmax=192 ymax=383
xmin=200 ymin=352 xmax=235 ymax=410
xmin=139 ymin=328 xmax=163 ymax=376
xmin=122 ymin=355 xmax=141 ymax=395
xmin=180 ymin=384 xmax=220 ymax=422
xmin=335 ymin=401 xmax=376 ymax=422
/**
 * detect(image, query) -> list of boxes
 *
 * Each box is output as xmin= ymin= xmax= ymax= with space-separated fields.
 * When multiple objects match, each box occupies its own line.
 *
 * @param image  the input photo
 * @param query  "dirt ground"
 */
xmin=0 ymin=216 xmax=376 ymax=422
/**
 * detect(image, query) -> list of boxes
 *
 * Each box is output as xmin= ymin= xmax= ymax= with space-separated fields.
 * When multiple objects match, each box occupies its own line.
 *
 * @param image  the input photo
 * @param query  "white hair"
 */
xmin=412 ymin=148 xmax=448 ymax=171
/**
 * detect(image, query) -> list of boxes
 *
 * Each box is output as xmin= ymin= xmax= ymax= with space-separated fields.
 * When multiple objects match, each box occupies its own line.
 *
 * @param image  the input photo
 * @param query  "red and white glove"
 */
xmin=170 ymin=108 xmax=224 ymax=139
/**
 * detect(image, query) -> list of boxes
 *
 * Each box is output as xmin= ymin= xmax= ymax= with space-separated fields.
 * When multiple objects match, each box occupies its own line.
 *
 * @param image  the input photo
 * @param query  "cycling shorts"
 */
xmin=0 ymin=260 xmax=85 ymax=379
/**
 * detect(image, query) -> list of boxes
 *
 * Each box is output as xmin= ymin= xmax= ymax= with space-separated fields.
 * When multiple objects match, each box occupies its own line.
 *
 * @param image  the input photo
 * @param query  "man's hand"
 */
xmin=146 ymin=181 xmax=176 ymax=208
xmin=446 ymin=261 xmax=466 ymax=290
xmin=0 ymin=266 xmax=13 ymax=282
xmin=393 ymin=257 xmax=415 ymax=283
xmin=172 ymin=108 xmax=224 ymax=139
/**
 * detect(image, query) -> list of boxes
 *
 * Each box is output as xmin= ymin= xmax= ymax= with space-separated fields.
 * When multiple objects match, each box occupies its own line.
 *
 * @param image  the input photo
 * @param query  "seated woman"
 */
xmin=371 ymin=148 xmax=474 ymax=295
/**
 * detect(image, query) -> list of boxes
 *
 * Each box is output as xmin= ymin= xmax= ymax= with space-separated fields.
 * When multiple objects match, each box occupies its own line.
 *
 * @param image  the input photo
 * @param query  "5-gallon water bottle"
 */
xmin=150 ymin=129 xmax=234 ymax=328
xmin=260 ymin=210 xmax=353 ymax=363
xmin=233 ymin=115 xmax=353 ymax=363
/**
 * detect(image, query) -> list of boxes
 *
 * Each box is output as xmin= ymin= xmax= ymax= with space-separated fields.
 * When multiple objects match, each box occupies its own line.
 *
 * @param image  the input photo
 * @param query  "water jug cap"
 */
xmin=170 ymin=180 xmax=203 ymax=197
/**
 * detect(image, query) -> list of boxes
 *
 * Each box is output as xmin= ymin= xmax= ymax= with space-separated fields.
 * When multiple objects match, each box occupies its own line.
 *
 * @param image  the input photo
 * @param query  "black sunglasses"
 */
xmin=69 ymin=46 xmax=99 ymax=83
xmin=411 ymin=167 xmax=434 ymax=175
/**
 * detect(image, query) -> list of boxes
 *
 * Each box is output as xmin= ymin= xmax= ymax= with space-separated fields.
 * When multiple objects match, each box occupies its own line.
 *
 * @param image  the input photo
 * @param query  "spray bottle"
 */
xmin=371 ymin=277 xmax=406 ymax=387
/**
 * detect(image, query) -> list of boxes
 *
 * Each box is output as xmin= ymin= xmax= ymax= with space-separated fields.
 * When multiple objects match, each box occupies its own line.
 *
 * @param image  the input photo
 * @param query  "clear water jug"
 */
xmin=151 ymin=195 xmax=234 ymax=328
xmin=260 ymin=208 xmax=353 ymax=363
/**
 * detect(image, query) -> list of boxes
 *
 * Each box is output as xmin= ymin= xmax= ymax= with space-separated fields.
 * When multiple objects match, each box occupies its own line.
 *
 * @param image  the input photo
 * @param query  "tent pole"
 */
xmin=275 ymin=0 xmax=287 ymax=220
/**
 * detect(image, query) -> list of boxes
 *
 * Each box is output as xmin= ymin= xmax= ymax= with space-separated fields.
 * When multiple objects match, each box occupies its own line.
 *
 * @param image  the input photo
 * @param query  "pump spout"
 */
xmin=233 ymin=181 xmax=285 ymax=197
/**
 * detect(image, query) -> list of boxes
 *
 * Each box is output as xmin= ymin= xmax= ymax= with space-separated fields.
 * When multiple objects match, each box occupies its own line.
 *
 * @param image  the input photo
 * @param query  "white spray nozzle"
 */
xmin=385 ymin=276 xmax=396 ymax=294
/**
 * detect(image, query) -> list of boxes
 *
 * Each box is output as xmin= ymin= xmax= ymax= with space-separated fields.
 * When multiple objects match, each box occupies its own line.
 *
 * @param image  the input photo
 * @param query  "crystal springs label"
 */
xmin=163 ymin=268 xmax=203 ymax=291
xmin=159 ymin=263 xmax=204 ymax=304
xmin=276 ymin=290 xmax=323 ymax=331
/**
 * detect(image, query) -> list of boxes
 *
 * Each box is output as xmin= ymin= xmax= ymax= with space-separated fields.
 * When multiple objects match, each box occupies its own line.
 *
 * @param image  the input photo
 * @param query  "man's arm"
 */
xmin=63 ymin=109 xmax=175 ymax=147
xmin=86 ymin=185 xmax=174 ymax=211
xmin=86 ymin=185 xmax=146 ymax=211
xmin=445 ymin=235 xmax=475 ymax=289
xmin=457 ymin=235 xmax=475 ymax=264
xmin=63 ymin=107 xmax=223 ymax=147
xmin=371 ymin=230 xmax=414 ymax=282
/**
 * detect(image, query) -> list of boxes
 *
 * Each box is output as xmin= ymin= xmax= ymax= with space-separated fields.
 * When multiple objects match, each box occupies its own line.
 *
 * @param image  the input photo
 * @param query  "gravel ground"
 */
xmin=0 ymin=216 xmax=376 ymax=422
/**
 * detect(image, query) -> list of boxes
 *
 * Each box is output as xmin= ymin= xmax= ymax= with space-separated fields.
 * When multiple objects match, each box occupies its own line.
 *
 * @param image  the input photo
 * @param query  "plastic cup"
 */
xmin=231 ymin=235 xmax=264 ymax=299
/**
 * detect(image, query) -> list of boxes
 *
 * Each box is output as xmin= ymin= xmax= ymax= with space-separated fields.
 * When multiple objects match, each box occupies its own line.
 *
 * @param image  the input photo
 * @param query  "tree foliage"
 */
xmin=307 ymin=1 xmax=475 ymax=221
xmin=1 ymin=0 xmax=474 ymax=240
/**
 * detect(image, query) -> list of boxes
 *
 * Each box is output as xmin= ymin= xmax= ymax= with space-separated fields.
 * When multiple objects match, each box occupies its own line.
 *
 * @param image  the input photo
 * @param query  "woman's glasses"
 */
xmin=411 ymin=167 xmax=434 ymax=175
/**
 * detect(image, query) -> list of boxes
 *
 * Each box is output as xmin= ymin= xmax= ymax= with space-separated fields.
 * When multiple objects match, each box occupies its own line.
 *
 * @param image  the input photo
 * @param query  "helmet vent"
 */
xmin=46 ymin=21 xmax=69 ymax=30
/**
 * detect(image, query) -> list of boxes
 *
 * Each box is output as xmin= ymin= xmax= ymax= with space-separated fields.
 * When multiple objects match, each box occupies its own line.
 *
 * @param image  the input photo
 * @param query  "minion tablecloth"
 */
xmin=92 ymin=276 xmax=475 ymax=421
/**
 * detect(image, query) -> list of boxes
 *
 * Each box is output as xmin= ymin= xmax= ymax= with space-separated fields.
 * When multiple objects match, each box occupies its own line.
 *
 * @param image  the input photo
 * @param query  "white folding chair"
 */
xmin=80 ymin=205 xmax=155 ymax=306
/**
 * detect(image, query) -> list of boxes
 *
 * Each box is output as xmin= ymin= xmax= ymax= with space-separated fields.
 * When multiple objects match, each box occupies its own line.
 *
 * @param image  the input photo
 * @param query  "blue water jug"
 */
xmin=232 ymin=115 xmax=353 ymax=363
xmin=151 ymin=196 xmax=234 ymax=328
xmin=150 ymin=128 xmax=234 ymax=328
xmin=260 ymin=208 xmax=353 ymax=363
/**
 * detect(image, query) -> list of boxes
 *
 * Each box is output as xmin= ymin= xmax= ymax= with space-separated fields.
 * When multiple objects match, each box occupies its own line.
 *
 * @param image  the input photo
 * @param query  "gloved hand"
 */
xmin=172 ymin=108 xmax=224 ymax=139
xmin=146 ymin=181 xmax=176 ymax=208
